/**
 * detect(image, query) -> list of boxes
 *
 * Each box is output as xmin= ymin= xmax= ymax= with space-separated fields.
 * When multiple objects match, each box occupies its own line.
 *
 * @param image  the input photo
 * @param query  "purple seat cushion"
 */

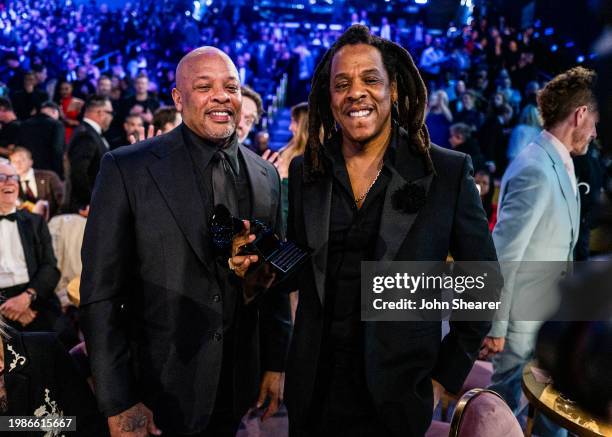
xmin=236 ymin=405 xmax=289 ymax=437
xmin=460 ymin=360 xmax=493 ymax=394
xmin=457 ymin=392 xmax=523 ymax=437
xmin=425 ymin=420 xmax=451 ymax=437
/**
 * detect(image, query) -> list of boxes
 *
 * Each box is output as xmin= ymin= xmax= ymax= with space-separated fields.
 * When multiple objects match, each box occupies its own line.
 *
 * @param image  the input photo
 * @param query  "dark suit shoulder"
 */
xmin=428 ymin=143 xmax=469 ymax=172
xmin=109 ymin=126 xmax=182 ymax=163
xmin=16 ymin=208 xmax=43 ymax=225
xmin=34 ymin=169 xmax=61 ymax=180
xmin=240 ymin=145 xmax=278 ymax=177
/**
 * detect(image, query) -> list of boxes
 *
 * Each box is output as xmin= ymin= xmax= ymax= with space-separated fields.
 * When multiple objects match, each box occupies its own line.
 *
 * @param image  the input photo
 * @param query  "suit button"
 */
xmin=213 ymin=332 xmax=223 ymax=342
xmin=212 ymin=294 xmax=221 ymax=303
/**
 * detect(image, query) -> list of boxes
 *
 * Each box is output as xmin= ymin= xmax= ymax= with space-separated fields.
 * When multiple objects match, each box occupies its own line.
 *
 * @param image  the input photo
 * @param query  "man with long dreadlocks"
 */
xmin=230 ymin=25 xmax=500 ymax=436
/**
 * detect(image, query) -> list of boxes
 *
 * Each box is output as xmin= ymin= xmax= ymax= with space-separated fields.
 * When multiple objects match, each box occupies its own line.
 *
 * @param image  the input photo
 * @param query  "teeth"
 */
xmin=211 ymin=111 xmax=230 ymax=116
xmin=349 ymin=110 xmax=372 ymax=118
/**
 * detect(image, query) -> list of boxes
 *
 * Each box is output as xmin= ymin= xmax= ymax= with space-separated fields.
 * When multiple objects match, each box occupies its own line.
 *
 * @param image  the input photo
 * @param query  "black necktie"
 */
xmin=212 ymin=150 xmax=239 ymax=218
xmin=23 ymin=180 xmax=36 ymax=202
xmin=0 ymin=213 xmax=17 ymax=222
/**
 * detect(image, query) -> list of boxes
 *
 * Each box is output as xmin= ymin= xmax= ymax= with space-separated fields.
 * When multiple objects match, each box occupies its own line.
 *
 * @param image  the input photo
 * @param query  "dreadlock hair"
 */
xmin=305 ymin=24 xmax=433 ymax=181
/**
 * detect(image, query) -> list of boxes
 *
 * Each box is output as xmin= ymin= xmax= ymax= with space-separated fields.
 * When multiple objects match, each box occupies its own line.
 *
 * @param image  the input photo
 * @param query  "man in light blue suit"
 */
xmin=480 ymin=67 xmax=598 ymax=436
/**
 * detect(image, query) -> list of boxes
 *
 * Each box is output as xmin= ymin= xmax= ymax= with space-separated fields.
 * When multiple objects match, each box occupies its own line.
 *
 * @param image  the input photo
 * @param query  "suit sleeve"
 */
xmin=67 ymin=134 xmax=97 ymax=208
xmin=259 ymin=166 xmax=292 ymax=371
xmin=28 ymin=215 xmax=60 ymax=306
xmin=49 ymin=171 xmax=64 ymax=215
xmin=432 ymin=155 xmax=501 ymax=394
xmin=488 ymin=163 xmax=550 ymax=337
xmin=79 ymin=153 xmax=140 ymax=417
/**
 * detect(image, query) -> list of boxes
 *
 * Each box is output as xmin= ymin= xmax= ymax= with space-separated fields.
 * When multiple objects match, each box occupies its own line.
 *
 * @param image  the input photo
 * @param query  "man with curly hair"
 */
xmin=482 ymin=66 xmax=598 ymax=437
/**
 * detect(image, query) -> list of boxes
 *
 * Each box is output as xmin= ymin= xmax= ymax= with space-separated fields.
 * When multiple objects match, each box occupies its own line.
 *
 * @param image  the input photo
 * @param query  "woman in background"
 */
xmin=54 ymin=80 xmax=83 ymax=143
xmin=425 ymin=89 xmax=453 ymax=148
xmin=506 ymin=104 xmax=542 ymax=162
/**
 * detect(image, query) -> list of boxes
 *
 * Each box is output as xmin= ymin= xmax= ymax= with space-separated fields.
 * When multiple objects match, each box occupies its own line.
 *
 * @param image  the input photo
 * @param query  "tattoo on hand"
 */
xmin=118 ymin=412 xmax=147 ymax=432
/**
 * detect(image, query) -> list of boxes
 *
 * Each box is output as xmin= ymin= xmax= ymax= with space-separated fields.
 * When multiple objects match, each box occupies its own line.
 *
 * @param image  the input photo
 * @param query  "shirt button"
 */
xmin=213 ymin=332 xmax=223 ymax=342
xmin=212 ymin=294 xmax=221 ymax=302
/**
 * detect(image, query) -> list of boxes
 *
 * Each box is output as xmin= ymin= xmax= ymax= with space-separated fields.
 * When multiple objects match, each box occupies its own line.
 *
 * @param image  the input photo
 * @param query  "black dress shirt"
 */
xmin=322 ymin=141 xmax=392 ymax=362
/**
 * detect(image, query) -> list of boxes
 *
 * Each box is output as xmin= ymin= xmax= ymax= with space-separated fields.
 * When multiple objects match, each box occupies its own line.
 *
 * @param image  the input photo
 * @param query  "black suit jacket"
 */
xmin=14 ymin=210 xmax=61 ymax=311
xmin=65 ymin=122 xmax=108 ymax=212
xmin=284 ymin=128 xmax=499 ymax=437
xmin=2 ymin=327 xmax=107 ymax=436
xmin=18 ymin=114 xmax=65 ymax=178
xmin=79 ymin=126 xmax=291 ymax=434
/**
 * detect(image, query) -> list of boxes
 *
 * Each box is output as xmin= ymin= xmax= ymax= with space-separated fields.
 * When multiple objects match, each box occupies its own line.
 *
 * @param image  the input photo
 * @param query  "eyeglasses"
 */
xmin=0 ymin=174 xmax=19 ymax=183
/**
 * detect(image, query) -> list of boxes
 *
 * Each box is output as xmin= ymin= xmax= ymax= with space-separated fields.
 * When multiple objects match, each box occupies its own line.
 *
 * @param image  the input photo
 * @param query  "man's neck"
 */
xmin=547 ymin=124 xmax=574 ymax=154
xmin=135 ymin=92 xmax=147 ymax=101
xmin=342 ymin=120 xmax=391 ymax=166
xmin=0 ymin=205 xmax=15 ymax=215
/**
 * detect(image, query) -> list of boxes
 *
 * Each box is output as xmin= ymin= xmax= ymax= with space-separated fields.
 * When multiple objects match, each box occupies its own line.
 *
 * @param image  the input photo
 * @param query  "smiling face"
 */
xmin=0 ymin=162 xmax=19 ymax=213
xmin=329 ymin=43 xmax=397 ymax=147
xmin=172 ymin=49 xmax=241 ymax=144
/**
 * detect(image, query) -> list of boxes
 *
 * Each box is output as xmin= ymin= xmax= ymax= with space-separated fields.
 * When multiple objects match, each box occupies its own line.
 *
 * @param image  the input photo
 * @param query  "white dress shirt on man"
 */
xmin=0 ymin=208 xmax=30 ymax=288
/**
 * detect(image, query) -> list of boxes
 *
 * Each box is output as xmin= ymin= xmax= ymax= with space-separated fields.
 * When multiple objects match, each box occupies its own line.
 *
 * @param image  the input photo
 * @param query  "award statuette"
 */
xmin=210 ymin=204 xmax=311 ymax=279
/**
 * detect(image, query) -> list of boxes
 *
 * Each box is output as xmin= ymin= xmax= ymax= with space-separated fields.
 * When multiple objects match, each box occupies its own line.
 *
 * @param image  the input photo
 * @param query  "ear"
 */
xmin=574 ymin=105 xmax=588 ymax=127
xmin=391 ymin=80 xmax=398 ymax=104
xmin=171 ymin=88 xmax=183 ymax=112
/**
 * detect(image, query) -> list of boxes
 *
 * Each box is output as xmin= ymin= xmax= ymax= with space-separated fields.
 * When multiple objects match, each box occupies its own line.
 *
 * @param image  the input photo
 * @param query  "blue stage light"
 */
xmin=551 ymin=44 xmax=558 ymax=52
xmin=544 ymin=27 xmax=554 ymax=36
xmin=565 ymin=41 xmax=575 ymax=48
xmin=576 ymin=55 xmax=585 ymax=63
xmin=415 ymin=0 xmax=428 ymax=4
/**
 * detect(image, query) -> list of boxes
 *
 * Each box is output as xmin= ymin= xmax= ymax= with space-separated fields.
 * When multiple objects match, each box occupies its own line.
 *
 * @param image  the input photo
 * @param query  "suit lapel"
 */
xmin=148 ymin=129 xmax=212 ymax=270
xmin=239 ymin=146 xmax=272 ymax=222
xmin=303 ymin=175 xmax=332 ymax=306
xmin=34 ymin=171 xmax=47 ymax=200
xmin=3 ymin=330 xmax=31 ymax=416
xmin=375 ymin=129 xmax=435 ymax=261
xmin=15 ymin=212 xmax=36 ymax=278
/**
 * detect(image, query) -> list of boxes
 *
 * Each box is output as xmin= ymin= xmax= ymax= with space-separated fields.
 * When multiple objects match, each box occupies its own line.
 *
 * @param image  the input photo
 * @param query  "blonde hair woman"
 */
xmin=278 ymin=102 xmax=309 ymax=180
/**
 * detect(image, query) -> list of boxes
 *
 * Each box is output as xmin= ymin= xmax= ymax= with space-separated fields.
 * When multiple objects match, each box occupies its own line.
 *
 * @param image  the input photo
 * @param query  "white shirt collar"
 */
xmin=1 ymin=208 xmax=16 ymax=215
xmin=83 ymin=118 xmax=102 ymax=134
xmin=542 ymin=130 xmax=572 ymax=166
xmin=22 ymin=168 xmax=35 ymax=182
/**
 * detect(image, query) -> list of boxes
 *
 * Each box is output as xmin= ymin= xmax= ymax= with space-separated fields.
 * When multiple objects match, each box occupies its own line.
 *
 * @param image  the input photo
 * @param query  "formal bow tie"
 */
xmin=0 ymin=213 xmax=17 ymax=222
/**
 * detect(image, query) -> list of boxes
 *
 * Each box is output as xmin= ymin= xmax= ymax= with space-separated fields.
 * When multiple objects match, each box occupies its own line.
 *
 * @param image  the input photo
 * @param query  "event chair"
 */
xmin=426 ymin=388 xmax=523 ymax=437
xmin=441 ymin=359 xmax=493 ymax=420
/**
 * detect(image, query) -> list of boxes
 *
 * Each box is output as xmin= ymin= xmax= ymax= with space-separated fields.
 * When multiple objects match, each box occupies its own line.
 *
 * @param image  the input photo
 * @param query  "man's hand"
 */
xmin=479 ymin=336 xmax=505 ymax=360
xmin=108 ymin=403 xmax=161 ymax=437
xmin=229 ymin=220 xmax=259 ymax=278
xmin=15 ymin=308 xmax=37 ymax=327
xmin=261 ymin=149 xmax=282 ymax=169
xmin=432 ymin=378 xmax=445 ymax=411
xmin=256 ymin=371 xmax=284 ymax=421
xmin=0 ymin=292 xmax=31 ymax=320
xmin=129 ymin=125 xmax=161 ymax=145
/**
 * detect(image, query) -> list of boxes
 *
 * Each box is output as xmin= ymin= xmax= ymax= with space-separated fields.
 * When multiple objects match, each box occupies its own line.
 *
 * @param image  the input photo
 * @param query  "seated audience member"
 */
xmin=0 ymin=160 xmax=77 ymax=347
xmin=0 ymin=97 xmax=20 ymax=157
xmin=507 ymin=104 xmax=542 ymax=162
xmin=153 ymin=106 xmax=182 ymax=134
xmin=10 ymin=147 xmax=63 ymax=218
xmin=109 ymin=113 xmax=143 ymax=149
xmin=0 ymin=320 xmax=107 ymax=436
xmin=449 ymin=122 xmax=485 ymax=171
xmin=16 ymin=101 xmax=65 ymax=178
xmin=425 ymin=90 xmax=453 ymax=148
xmin=48 ymin=206 xmax=88 ymax=308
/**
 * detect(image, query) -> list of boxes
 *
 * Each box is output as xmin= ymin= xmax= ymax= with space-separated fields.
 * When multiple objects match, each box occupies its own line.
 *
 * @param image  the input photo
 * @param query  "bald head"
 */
xmin=175 ymin=47 xmax=239 ymax=92
xmin=172 ymin=46 xmax=242 ymax=144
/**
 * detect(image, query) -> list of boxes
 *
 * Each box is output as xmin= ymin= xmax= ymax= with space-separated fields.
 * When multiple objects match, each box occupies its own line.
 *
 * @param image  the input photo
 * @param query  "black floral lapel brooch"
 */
xmin=391 ymin=181 xmax=427 ymax=214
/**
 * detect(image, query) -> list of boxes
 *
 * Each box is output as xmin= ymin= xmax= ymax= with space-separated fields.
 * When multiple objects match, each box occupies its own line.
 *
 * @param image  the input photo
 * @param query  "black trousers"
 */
xmin=296 ymin=353 xmax=392 ymax=437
